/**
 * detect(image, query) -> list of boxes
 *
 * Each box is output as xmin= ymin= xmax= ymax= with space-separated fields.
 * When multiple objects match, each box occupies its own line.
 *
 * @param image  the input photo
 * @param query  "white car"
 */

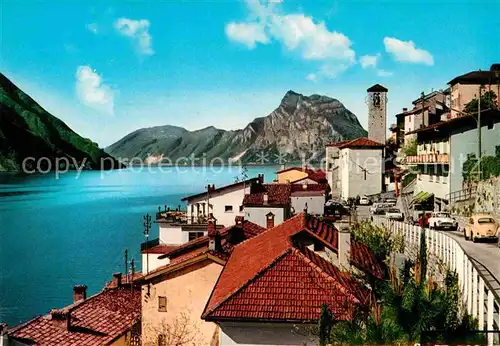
xmin=428 ymin=212 xmax=458 ymax=231
xmin=370 ymin=203 xmax=392 ymax=215
xmin=385 ymin=208 xmax=404 ymax=221
xmin=359 ymin=196 xmax=371 ymax=205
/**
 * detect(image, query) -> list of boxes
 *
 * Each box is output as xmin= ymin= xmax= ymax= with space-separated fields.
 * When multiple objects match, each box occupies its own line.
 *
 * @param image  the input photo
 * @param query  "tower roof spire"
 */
xmin=367 ymin=84 xmax=388 ymax=92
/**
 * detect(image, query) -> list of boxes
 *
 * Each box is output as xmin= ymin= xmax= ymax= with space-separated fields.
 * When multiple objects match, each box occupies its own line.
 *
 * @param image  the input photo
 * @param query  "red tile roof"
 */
xmin=203 ymin=247 xmax=365 ymax=322
xmin=326 ymin=137 xmax=384 ymax=149
xmin=277 ymin=167 xmax=327 ymax=183
xmin=144 ymin=220 xmax=266 ymax=279
xmin=326 ymin=139 xmax=353 ymax=147
xmin=7 ymin=286 xmax=140 ymax=346
xmin=201 ymin=213 xmax=374 ymax=322
xmin=243 ymin=184 xmax=292 ymax=206
xmin=142 ymin=244 xmax=178 ymax=254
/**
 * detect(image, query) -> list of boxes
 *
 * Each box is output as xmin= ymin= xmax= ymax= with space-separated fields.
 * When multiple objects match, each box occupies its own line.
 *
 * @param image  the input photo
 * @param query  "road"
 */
xmin=441 ymin=229 xmax=500 ymax=296
xmin=356 ymin=205 xmax=500 ymax=293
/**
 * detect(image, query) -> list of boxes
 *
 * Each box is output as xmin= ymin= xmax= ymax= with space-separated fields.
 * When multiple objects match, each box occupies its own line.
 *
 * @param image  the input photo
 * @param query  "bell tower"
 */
xmin=366 ymin=84 xmax=388 ymax=145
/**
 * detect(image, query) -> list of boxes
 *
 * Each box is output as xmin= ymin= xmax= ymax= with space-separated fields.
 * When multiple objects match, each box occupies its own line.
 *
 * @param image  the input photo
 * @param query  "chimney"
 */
xmin=235 ymin=215 xmax=244 ymax=226
xmin=263 ymin=192 xmax=268 ymax=204
xmin=208 ymin=215 xmax=221 ymax=251
xmin=266 ymin=212 xmax=275 ymax=229
xmin=72 ymin=285 xmax=87 ymax=303
xmin=403 ymin=108 xmax=408 ymax=112
xmin=257 ymin=174 xmax=264 ymax=183
xmin=208 ymin=184 xmax=215 ymax=193
xmin=207 ymin=214 xmax=216 ymax=234
xmin=337 ymin=223 xmax=351 ymax=271
xmin=0 ymin=322 xmax=7 ymax=338
xmin=50 ymin=309 xmax=70 ymax=330
xmin=112 ymin=272 xmax=122 ymax=287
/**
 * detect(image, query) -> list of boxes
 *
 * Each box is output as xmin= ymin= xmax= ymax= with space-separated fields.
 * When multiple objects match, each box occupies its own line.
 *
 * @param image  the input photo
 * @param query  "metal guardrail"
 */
xmin=447 ymin=187 xmax=477 ymax=204
xmin=372 ymin=216 xmax=500 ymax=346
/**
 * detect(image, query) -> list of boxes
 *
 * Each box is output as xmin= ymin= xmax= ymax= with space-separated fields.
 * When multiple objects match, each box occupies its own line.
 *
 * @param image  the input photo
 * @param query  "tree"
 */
xmin=318 ymin=304 xmax=333 ymax=346
xmin=143 ymin=313 xmax=204 ymax=346
xmin=464 ymin=90 xmax=498 ymax=114
xmin=402 ymin=138 xmax=417 ymax=156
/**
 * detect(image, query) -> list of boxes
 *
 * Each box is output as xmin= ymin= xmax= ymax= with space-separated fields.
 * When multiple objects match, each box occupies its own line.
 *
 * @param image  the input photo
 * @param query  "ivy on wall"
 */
xmin=462 ymin=146 xmax=500 ymax=181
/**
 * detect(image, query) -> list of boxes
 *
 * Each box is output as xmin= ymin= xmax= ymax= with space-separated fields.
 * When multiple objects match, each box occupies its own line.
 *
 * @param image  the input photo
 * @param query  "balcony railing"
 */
xmin=156 ymin=210 xmax=211 ymax=225
xmin=406 ymin=153 xmax=449 ymax=164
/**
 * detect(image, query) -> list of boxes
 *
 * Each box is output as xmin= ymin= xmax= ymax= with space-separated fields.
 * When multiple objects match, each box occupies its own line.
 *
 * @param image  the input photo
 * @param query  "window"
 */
xmin=478 ymin=218 xmax=495 ymax=224
xmin=314 ymin=242 xmax=325 ymax=251
xmin=239 ymin=205 xmax=244 ymax=212
xmin=225 ymin=205 xmax=233 ymax=212
xmin=188 ymin=232 xmax=204 ymax=241
xmin=158 ymin=296 xmax=167 ymax=312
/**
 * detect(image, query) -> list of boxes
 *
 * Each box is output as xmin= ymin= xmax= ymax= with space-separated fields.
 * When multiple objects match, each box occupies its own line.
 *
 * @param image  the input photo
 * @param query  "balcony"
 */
xmin=406 ymin=153 xmax=449 ymax=165
xmin=156 ymin=210 xmax=212 ymax=225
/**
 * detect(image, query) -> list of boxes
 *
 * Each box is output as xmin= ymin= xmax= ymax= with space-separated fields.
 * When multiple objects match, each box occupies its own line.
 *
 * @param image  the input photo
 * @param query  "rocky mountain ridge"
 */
xmin=0 ymin=73 xmax=119 ymax=172
xmin=106 ymin=90 xmax=367 ymax=164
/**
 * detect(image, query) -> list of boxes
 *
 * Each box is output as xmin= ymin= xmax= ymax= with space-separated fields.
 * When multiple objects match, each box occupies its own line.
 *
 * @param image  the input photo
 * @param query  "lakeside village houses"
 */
xmin=2 ymin=64 xmax=499 ymax=345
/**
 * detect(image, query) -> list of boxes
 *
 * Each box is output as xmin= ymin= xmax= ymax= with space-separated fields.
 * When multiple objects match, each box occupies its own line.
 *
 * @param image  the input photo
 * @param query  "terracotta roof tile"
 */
xmin=277 ymin=167 xmax=327 ymax=183
xmin=144 ymin=220 xmax=266 ymax=278
xmin=201 ymin=213 xmax=381 ymax=322
xmin=8 ymin=287 xmax=140 ymax=346
xmin=204 ymin=248 xmax=361 ymax=322
xmin=142 ymin=244 xmax=178 ymax=254
xmin=337 ymin=137 xmax=385 ymax=149
xmin=243 ymin=184 xmax=292 ymax=206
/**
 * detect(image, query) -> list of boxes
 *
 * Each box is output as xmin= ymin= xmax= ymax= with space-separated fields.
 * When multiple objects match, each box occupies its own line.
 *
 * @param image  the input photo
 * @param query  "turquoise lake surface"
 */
xmin=0 ymin=166 xmax=277 ymax=326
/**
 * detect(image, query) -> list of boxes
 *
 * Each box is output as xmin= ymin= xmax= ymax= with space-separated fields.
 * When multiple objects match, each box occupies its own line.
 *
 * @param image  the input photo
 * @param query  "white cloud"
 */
xmin=305 ymin=73 xmax=317 ymax=81
xmin=269 ymin=14 xmax=355 ymax=62
xmin=86 ymin=23 xmax=98 ymax=34
xmin=225 ymin=22 xmax=269 ymax=49
xmin=75 ymin=66 xmax=114 ymax=115
xmin=225 ymin=1 xmax=355 ymax=76
xmin=114 ymin=18 xmax=154 ymax=55
xmin=383 ymin=37 xmax=434 ymax=65
xmin=359 ymin=54 xmax=379 ymax=69
xmin=376 ymin=69 xmax=393 ymax=77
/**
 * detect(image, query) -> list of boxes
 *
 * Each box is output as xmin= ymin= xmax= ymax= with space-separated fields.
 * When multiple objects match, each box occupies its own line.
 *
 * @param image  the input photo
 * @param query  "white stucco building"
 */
xmin=242 ymin=183 xmax=292 ymax=228
xmin=141 ymin=176 xmax=264 ymax=273
xmin=405 ymin=109 xmax=500 ymax=209
xmin=326 ymin=138 xmax=385 ymax=200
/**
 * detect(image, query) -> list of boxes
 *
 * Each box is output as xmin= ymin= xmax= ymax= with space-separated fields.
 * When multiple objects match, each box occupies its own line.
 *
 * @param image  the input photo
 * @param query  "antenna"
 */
xmin=143 ymin=213 xmax=152 ymax=275
xmin=124 ymin=249 xmax=128 ymax=283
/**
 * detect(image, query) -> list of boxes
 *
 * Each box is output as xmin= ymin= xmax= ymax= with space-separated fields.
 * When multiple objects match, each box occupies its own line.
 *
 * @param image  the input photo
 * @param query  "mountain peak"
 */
xmin=280 ymin=90 xmax=302 ymax=110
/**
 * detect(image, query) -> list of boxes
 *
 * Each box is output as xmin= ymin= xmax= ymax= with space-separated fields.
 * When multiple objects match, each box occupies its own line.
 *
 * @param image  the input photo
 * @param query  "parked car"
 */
xmin=428 ymin=212 xmax=458 ymax=231
xmin=359 ymin=196 xmax=371 ymax=205
xmin=385 ymin=208 xmax=404 ymax=221
xmin=324 ymin=202 xmax=351 ymax=218
xmin=464 ymin=214 xmax=499 ymax=242
xmin=384 ymin=198 xmax=397 ymax=206
xmin=370 ymin=202 xmax=393 ymax=215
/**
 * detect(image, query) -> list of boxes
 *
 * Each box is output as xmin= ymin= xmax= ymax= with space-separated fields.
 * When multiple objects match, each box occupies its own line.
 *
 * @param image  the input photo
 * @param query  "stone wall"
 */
xmin=449 ymin=176 xmax=500 ymax=229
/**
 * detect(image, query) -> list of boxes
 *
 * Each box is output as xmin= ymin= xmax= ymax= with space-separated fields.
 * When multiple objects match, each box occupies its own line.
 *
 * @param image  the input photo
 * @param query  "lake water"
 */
xmin=0 ymin=166 xmax=277 ymax=326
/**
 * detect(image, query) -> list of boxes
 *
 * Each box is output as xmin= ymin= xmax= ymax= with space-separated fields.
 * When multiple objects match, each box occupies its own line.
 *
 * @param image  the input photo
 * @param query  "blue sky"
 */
xmin=1 ymin=0 xmax=499 ymax=147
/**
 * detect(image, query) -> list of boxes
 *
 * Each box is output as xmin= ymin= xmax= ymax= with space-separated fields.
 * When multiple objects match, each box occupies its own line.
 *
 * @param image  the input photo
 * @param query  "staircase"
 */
xmin=398 ymin=178 xmax=416 ymax=221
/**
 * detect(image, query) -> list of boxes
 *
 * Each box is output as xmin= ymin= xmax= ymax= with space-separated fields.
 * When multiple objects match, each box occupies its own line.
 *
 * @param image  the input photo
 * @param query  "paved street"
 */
xmin=355 ymin=205 xmax=500 ymax=294
xmin=439 ymin=229 xmax=500 ymax=296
